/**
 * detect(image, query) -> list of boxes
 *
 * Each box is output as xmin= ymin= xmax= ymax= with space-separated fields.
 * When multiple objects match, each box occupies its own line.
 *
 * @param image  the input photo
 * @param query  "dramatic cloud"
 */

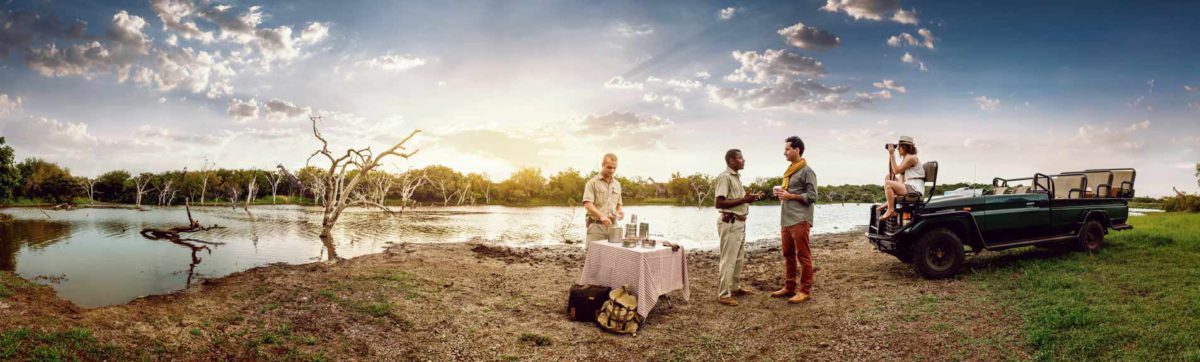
xmin=872 ymin=79 xmax=906 ymax=93
xmin=227 ymin=98 xmax=260 ymax=122
xmin=975 ymin=95 xmax=1000 ymax=111
xmin=130 ymin=46 xmax=235 ymax=98
xmin=887 ymin=28 xmax=935 ymax=49
xmin=719 ymin=7 xmax=740 ymax=21
xmin=666 ymin=78 xmax=702 ymax=91
xmin=0 ymin=93 xmax=23 ymax=116
xmin=604 ymin=76 xmax=644 ymax=90
xmin=614 ymin=23 xmax=654 ymax=38
xmin=0 ymin=9 xmax=89 ymax=57
xmin=150 ymin=0 xmax=215 ymax=43
xmin=24 ymin=10 xmax=151 ymax=78
xmin=360 ymin=53 xmax=427 ymax=72
xmin=708 ymin=80 xmax=868 ymax=112
xmin=778 ymin=23 xmax=841 ymax=51
xmin=725 ymin=49 xmax=826 ymax=84
xmin=821 ymin=0 xmax=919 ymax=25
xmin=226 ymin=97 xmax=310 ymax=122
xmin=579 ymin=111 xmax=673 ymax=149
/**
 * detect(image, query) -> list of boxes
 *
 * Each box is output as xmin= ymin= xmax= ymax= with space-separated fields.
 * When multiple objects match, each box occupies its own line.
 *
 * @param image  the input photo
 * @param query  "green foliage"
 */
xmin=1163 ymin=195 xmax=1200 ymax=213
xmin=0 ymin=137 xmax=19 ymax=202
xmin=15 ymin=158 xmax=78 ymax=203
xmin=970 ymin=213 xmax=1200 ymax=360
xmin=0 ymin=328 xmax=123 ymax=361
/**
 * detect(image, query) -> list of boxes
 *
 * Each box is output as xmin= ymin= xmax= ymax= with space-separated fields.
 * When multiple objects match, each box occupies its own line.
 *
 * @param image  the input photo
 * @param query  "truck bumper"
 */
xmin=867 ymin=232 xmax=898 ymax=251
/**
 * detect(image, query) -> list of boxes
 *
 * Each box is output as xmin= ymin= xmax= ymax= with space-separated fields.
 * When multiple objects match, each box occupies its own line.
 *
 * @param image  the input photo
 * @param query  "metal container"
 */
xmin=625 ymin=224 xmax=638 ymax=240
xmin=640 ymin=238 xmax=656 ymax=248
xmin=622 ymin=238 xmax=636 ymax=248
xmin=639 ymin=223 xmax=649 ymax=240
xmin=607 ymin=226 xmax=621 ymax=243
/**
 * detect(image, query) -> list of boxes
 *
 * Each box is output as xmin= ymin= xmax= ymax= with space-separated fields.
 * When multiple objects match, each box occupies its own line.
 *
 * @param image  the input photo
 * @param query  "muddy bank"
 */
xmin=0 ymin=230 xmax=1026 ymax=361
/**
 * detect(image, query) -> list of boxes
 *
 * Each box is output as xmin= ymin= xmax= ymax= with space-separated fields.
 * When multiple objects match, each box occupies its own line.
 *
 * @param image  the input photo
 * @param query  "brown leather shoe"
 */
xmin=787 ymin=293 xmax=811 ymax=304
xmin=769 ymin=288 xmax=795 ymax=298
xmin=732 ymin=287 xmax=756 ymax=297
xmin=717 ymin=296 xmax=739 ymax=306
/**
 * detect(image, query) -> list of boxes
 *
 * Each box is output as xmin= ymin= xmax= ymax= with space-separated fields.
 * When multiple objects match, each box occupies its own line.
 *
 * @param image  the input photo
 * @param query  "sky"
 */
xmin=0 ymin=0 xmax=1197 ymax=197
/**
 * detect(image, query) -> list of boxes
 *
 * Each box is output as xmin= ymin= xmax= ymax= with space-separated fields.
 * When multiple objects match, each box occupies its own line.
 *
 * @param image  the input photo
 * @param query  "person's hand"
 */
xmin=615 ymin=210 xmax=625 ymax=221
xmin=887 ymin=145 xmax=896 ymax=155
xmin=774 ymin=188 xmax=790 ymax=199
xmin=601 ymin=217 xmax=613 ymax=227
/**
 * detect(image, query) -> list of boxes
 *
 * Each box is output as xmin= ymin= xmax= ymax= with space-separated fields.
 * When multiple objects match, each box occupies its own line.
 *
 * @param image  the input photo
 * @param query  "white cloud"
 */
xmin=360 ymin=53 xmax=427 ymax=72
xmin=299 ymin=22 xmax=330 ymax=45
xmin=708 ymin=80 xmax=870 ymax=113
xmin=227 ymin=98 xmax=260 ymax=122
xmin=694 ymin=71 xmax=711 ymax=79
xmin=614 ymin=22 xmax=654 ymax=38
xmin=604 ymin=76 xmax=644 ymax=90
xmin=872 ymin=79 xmax=906 ymax=93
xmin=962 ymin=138 xmax=993 ymax=149
xmin=886 ymin=28 xmax=935 ymax=49
xmin=130 ymin=46 xmax=236 ymax=98
xmin=719 ymin=7 xmax=739 ymax=20
xmin=725 ymin=49 xmax=826 ymax=84
xmin=1073 ymin=120 xmax=1150 ymax=150
xmin=1185 ymin=85 xmax=1197 ymax=93
xmin=666 ymin=78 xmax=702 ymax=91
xmin=900 ymin=52 xmax=927 ymax=71
xmin=777 ymin=23 xmax=841 ymax=51
xmin=1 ymin=116 xmax=99 ymax=159
xmin=975 ymin=96 xmax=1000 ymax=111
xmin=0 ymin=93 xmax=23 ymax=116
xmin=821 ymin=0 xmax=918 ymax=25
xmin=150 ymin=0 xmax=216 ymax=43
xmin=642 ymin=92 xmax=684 ymax=110
xmin=225 ymin=97 xmax=311 ymax=122
xmin=579 ymin=111 xmax=674 ymax=149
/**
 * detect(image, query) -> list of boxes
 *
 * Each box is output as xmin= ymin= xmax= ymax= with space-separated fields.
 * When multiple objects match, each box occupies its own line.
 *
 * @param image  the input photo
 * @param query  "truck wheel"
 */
xmin=912 ymin=228 xmax=966 ymax=279
xmin=1077 ymin=220 xmax=1105 ymax=252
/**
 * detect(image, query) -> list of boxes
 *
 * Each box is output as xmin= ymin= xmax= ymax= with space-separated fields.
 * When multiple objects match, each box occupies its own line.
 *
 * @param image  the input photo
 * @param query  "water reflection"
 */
xmin=0 ymin=203 xmax=869 ymax=307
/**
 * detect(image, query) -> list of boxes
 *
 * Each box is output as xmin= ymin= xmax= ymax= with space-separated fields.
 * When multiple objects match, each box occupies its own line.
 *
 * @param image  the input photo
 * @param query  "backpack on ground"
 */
xmin=567 ymin=284 xmax=611 ymax=323
xmin=596 ymin=286 xmax=642 ymax=336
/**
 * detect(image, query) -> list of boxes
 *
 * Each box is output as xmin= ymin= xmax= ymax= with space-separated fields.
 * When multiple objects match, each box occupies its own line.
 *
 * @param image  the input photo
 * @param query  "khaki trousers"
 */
xmin=717 ymin=217 xmax=747 ymax=298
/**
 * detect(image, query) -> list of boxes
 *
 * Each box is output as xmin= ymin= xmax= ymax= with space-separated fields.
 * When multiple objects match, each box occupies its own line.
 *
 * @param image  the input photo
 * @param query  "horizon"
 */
xmin=1 ymin=0 xmax=1197 ymax=197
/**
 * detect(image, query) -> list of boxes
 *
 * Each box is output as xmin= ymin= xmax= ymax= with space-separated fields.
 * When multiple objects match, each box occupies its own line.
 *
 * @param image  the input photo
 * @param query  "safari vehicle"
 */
xmin=866 ymin=163 xmax=1135 ymax=278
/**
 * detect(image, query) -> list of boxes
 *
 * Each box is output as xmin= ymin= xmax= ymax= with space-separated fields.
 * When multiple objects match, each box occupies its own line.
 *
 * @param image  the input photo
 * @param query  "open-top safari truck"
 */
xmin=866 ymin=164 xmax=1136 ymax=278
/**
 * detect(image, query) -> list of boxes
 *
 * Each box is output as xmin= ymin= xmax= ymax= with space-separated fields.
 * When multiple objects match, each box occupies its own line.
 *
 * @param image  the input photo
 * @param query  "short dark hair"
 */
xmin=899 ymin=143 xmax=918 ymax=155
xmin=785 ymin=136 xmax=805 ymax=156
xmin=724 ymin=149 xmax=741 ymax=163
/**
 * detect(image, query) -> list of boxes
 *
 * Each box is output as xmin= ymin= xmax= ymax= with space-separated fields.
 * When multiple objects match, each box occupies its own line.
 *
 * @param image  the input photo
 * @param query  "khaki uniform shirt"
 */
xmin=714 ymin=167 xmax=749 ymax=216
xmin=582 ymin=175 xmax=622 ymax=220
xmin=781 ymin=165 xmax=817 ymax=227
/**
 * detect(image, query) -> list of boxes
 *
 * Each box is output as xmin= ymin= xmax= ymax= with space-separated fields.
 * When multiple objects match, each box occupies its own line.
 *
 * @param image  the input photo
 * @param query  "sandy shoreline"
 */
xmin=0 ymin=230 xmax=1026 ymax=361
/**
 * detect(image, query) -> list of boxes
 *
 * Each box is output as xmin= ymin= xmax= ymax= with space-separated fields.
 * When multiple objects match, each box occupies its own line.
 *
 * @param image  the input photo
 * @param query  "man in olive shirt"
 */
xmin=582 ymin=153 xmax=625 ymax=242
xmin=771 ymin=136 xmax=818 ymax=304
xmin=714 ymin=149 xmax=764 ymax=306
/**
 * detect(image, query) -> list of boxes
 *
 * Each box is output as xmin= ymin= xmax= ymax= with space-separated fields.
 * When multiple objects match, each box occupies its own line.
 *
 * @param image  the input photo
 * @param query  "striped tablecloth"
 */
xmin=577 ymin=241 xmax=690 ymax=319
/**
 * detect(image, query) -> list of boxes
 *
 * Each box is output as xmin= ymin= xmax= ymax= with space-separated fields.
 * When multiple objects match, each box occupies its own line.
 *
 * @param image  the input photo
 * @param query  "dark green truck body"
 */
xmin=866 ymin=169 xmax=1135 ymax=278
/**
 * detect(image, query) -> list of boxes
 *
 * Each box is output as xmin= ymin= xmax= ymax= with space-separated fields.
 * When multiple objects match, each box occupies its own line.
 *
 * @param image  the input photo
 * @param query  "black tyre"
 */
xmin=912 ymin=228 xmax=966 ymax=279
xmin=1077 ymin=220 xmax=1105 ymax=252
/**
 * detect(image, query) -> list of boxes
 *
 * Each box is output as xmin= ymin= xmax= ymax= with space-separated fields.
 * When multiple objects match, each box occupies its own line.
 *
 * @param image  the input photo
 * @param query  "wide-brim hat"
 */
xmin=898 ymin=136 xmax=915 ymax=145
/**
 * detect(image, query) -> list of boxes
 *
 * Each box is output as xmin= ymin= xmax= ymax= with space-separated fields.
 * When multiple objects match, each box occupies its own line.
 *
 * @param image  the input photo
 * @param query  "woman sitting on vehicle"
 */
xmin=878 ymin=136 xmax=924 ymax=220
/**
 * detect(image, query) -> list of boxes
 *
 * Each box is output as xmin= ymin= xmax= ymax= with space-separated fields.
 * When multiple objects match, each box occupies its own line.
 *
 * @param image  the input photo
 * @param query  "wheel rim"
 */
xmin=926 ymin=240 xmax=954 ymax=271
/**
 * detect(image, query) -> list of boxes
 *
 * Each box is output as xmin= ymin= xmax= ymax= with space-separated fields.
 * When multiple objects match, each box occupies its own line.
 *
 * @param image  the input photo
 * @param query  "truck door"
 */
xmin=980 ymin=193 xmax=1051 ymax=243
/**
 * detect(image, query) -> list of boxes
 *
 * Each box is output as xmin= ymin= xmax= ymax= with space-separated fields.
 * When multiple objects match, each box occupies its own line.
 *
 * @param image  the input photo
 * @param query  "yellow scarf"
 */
xmin=782 ymin=158 xmax=807 ymax=188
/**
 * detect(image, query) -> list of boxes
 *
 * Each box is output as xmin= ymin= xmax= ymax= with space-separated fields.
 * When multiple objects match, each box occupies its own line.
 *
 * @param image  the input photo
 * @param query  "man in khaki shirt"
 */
xmin=582 ymin=153 xmax=624 ymax=241
xmin=714 ymin=149 xmax=764 ymax=306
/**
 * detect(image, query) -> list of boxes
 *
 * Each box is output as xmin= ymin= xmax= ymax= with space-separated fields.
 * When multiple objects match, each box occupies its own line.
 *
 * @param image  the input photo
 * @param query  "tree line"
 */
xmin=0 ymin=136 xmax=1014 ymax=208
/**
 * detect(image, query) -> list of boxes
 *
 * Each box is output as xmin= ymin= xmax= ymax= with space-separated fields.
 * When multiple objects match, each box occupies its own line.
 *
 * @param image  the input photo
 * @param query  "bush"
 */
xmin=1162 ymin=195 xmax=1200 ymax=213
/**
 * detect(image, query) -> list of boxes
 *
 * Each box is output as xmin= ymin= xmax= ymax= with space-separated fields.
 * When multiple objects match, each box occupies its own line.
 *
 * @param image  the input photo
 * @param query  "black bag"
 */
xmin=567 ymin=284 xmax=611 ymax=323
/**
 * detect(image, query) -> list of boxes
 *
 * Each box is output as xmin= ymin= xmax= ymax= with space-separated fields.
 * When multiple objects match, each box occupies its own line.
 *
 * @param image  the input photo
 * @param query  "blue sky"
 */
xmin=0 ymin=0 xmax=1197 ymax=196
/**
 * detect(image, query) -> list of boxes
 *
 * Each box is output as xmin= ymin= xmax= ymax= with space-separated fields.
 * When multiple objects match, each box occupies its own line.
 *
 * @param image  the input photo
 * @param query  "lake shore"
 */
xmin=0 ymin=229 xmax=1026 ymax=361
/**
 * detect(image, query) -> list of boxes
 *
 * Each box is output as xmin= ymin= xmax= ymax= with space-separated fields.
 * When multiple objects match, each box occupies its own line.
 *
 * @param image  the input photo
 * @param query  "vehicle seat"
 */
xmin=1011 ymin=185 xmax=1030 ymax=194
xmin=1054 ymin=174 xmax=1087 ymax=199
xmin=1109 ymin=170 xmax=1135 ymax=197
xmin=1082 ymin=171 xmax=1113 ymax=198
xmin=992 ymin=186 xmax=1009 ymax=195
xmin=898 ymin=161 xmax=938 ymax=204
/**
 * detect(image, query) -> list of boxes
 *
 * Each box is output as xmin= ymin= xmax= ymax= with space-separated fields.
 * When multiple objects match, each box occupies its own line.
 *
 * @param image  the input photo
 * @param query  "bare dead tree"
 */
xmin=227 ymin=184 xmax=240 ymax=210
xmin=199 ymin=157 xmax=213 ymax=206
xmin=245 ymin=172 xmax=259 ymax=210
xmin=303 ymin=116 xmax=420 ymax=238
xmin=687 ymin=175 xmax=714 ymax=208
xmin=157 ymin=179 xmax=175 ymax=206
xmin=395 ymin=168 xmax=427 ymax=211
xmin=454 ymin=180 xmax=472 ymax=206
xmin=133 ymin=174 xmax=154 ymax=208
xmin=264 ymin=169 xmax=283 ymax=204
xmin=77 ymin=178 xmax=98 ymax=204
xmin=434 ymin=177 xmax=457 ymax=206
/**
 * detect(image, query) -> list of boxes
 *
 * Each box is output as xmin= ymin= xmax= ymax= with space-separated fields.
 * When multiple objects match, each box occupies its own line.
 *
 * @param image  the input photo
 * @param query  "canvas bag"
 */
xmin=596 ymin=286 xmax=642 ymax=336
xmin=567 ymin=284 xmax=611 ymax=323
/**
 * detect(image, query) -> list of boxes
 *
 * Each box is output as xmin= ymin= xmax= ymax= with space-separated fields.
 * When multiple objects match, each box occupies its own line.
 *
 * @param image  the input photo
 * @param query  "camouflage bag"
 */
xmin=595 ymin=286 xmax=642 ymax=336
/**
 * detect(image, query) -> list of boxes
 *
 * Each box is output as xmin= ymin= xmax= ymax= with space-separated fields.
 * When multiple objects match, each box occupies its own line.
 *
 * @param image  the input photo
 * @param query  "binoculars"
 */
xmin=883 ymin=143 xmax=897 ymax=150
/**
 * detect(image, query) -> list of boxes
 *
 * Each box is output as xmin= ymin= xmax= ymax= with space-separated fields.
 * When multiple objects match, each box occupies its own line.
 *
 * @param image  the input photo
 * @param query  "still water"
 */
xmin=0 ymin=204 xmax=869 ymax=307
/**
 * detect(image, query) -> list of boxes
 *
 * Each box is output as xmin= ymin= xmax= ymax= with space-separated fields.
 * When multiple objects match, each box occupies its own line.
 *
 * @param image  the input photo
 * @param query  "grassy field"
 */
xmin=968 ymin=212 xmax=1200 ymax=361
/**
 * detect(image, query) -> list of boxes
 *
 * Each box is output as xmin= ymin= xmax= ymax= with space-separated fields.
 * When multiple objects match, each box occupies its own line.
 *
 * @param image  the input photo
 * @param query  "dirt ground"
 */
xmin=1 ymin=229 xmax=1028 ymax=361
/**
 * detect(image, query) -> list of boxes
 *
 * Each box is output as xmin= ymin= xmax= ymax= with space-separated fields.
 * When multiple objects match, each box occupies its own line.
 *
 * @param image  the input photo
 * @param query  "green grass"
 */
xmin=969 ymin=212 xmax=1200 ymax=361
xmin=0 ymin=272 xmax=34 ymax=299
xmin=0 ymin=328 xmax=124 ymax=361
